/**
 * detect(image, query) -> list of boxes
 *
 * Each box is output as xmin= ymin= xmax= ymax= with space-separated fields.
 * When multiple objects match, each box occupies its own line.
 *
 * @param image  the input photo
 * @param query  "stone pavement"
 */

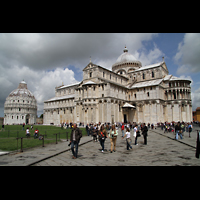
xmin=33 ymin=128 xmax=200 ymax=166
xmin=152 ymin=125 xmax=200 ymax=148
xmin=0 ymin=136 xmax=92 ymax=166
xmin=1 ymin=127 xmax=200 ymax=166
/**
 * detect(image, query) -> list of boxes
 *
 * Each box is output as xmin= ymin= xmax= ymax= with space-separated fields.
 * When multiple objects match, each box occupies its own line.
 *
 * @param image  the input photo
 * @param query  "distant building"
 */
xmin=43 ymin=46 xmax=192 ymax=125
xmin=36 ymin=117 xmax=43 ymax=124
xmin=0 ymin=117 xmax=4 ymax=126
xmin=193 ymin=107 xmax=200 ymax=122
xmin=4 ymin=80 xmax=37 ymax=125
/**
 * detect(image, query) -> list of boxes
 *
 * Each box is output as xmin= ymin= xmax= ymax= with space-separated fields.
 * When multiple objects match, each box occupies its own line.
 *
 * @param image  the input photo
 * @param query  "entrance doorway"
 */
xmin=124 ymin=114 xmax=127 ymax=123
xmin=26 ymin=114 xmax=30 ymax=124
xmin=112 ymin=115 xmax=114 ymax=124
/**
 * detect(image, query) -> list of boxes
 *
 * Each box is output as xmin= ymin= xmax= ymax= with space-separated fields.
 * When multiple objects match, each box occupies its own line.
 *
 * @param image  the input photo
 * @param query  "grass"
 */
xmin=0 ymin=125 xmax=87 ymax=151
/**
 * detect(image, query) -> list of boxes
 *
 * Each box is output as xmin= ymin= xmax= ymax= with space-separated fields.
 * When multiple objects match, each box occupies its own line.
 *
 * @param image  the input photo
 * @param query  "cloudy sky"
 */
xmin=0 ymin=33 xmax=200 ymax=117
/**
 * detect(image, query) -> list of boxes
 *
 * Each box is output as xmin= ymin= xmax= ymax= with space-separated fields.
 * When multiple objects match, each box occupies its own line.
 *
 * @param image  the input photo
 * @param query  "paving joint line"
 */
xmin=27 ymin=139 xmax=93 ymax=166
xmin=151 ymin=130 xmax=196 ymax=149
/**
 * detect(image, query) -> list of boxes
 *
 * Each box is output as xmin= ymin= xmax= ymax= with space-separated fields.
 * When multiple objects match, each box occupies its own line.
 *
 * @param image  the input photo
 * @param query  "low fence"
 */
xmin=0 ymin=131 xmax=70 ymax=152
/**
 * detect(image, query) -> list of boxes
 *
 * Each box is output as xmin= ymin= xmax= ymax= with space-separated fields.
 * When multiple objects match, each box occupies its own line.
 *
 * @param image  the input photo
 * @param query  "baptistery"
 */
xmin=4 ymin=80 xmax=37 ymax=125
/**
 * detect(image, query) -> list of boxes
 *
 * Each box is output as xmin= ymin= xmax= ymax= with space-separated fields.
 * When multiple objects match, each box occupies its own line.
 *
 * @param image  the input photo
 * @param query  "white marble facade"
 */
xmin=4 ymin=81 xmax=37 ymax=125
xmin=43 ymin=47 xmax=192 ymax=125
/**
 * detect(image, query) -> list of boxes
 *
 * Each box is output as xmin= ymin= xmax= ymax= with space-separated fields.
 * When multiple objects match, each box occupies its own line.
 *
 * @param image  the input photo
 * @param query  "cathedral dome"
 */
xmin=112 ymin=46 xmax=142 ymax=74
xmin=115 ymin=46 xmax=137 ymax=64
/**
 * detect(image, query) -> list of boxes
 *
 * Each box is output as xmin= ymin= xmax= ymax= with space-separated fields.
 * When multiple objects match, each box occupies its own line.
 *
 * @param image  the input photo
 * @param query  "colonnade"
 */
xmin=165 ymin=88 xmax=191 ymax=100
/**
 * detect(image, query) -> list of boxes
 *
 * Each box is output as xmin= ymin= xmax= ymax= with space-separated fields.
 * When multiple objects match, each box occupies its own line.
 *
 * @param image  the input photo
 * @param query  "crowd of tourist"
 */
xmin=68 ymin=120 xmax=196 ymax=159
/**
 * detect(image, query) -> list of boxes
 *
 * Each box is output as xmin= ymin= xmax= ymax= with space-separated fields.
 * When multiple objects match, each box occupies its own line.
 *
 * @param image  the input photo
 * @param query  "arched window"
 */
xmin=143 ymin=73 xmax=145 ymax=79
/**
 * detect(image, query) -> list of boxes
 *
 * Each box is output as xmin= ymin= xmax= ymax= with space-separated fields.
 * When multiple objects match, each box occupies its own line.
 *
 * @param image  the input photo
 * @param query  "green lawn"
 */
xmin=0 ymin=125 xmax=87 ymax=151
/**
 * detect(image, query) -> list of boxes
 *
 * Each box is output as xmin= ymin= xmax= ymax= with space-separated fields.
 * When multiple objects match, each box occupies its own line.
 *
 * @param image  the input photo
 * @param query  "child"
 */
xmin=122 ymin=128 xmax=132 ymax=150
xmin=26 ymin=127 xmax=30 ymax=138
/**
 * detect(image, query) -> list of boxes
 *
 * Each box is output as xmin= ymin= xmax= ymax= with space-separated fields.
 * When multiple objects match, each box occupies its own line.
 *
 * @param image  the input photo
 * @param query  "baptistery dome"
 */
xmin=4 ymin=80 xmax=37 ymax=125
xmin=112 ymin=46 xmax=142 ymax=75
xmin=8 ymin=80 xmax=35 ymax=98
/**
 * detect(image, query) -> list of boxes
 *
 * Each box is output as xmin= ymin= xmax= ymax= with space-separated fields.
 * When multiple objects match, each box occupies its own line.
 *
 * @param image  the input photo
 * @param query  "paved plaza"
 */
xmin=0 ymin=126 xmax=200 ymax=166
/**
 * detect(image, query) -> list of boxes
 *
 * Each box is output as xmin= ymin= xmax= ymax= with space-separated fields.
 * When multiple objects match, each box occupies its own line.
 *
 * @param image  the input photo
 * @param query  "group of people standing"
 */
xmin=122 ymin=123 xmax=148 ymax=150
xmin=70 ymin=122 xmax=149 ymax=159
xmin=160 ymin=121 xmax=193 ymax=139
xmin=174 ymin=121 xmax=193 ymax=140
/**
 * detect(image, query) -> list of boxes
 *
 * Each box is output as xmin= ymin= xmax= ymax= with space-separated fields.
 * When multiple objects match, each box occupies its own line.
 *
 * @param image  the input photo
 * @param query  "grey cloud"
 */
xmin=0 ymin=33 xmax=158 ymax=71
xmin=0 ymin=33 xmax=161 ymax=117
xmin=174 ymin=33 xmax=200 ymax=74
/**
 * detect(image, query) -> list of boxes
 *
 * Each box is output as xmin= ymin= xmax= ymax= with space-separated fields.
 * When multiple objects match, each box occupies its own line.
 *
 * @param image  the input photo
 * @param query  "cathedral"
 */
xmin=43 ymin=46 xmax=192 ymax=125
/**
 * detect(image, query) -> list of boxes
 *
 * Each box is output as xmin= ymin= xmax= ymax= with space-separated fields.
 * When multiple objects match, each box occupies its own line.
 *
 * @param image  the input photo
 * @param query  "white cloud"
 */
xmin=0 ymin=65 xmax=77 ymax=117
xmin=0 ymin=33 xmax=163 ymax=117
xmin=191 ymin=87 xmax=200 ymax=111
xmin=178 ymin=75 xmax=193 ymax=85
xmin=134 ymin=43 xmax=164 ymax=66
xmin=174 ymin=33 xmax=200 ymax=74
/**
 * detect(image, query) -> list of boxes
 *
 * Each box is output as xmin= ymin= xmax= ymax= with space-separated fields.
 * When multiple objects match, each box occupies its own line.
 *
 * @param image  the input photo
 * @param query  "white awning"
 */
xmin=123 ymin=103 xmax=135 ymax=108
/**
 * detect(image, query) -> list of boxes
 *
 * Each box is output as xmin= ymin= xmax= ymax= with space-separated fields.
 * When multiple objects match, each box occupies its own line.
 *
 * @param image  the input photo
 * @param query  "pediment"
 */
xmin=83 ymin=62 xmax=97 ymax=71
xmin=162 ymin=62 xmax=169 ymax=72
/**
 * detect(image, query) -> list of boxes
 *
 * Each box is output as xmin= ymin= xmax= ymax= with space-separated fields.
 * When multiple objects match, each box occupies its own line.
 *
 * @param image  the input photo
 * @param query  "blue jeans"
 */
xmin=100 ymin=139 xmax=105 ymax=150
xmin=122 ymin=129 xmax=124 ymax=137
xmin=176 ymin=131 xmax=183 ymax=140
xmin=126 ymin=138 xmax=132 ymax=150
xmin=71 ymin=141 xmax=79 ymax=158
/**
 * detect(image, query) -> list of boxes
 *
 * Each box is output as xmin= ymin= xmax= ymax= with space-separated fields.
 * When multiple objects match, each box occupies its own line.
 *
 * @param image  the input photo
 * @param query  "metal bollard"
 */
xmin=20 ymin=137 xmax=23 ymax=152
xmin=53 ymin=133 xmax=58 ymax=144
xmin=42 ymin=135 xmax=44 ymax=147
xmin=16 ymin=137 xmax=19 ymax=152
xmin=66 ymin=131 xmax=68 ymax=141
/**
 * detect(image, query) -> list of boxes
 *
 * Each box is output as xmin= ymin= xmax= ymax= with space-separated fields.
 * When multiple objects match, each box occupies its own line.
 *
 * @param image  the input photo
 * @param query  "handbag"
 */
xmin=136 ymin=131 xmax=141 ymax=137
xmin=100 ymin=132 xmax=105 ymax=140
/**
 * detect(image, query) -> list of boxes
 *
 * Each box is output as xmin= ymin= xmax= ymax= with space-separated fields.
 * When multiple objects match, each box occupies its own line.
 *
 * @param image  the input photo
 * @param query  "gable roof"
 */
xmin=134 ymin=61 xmax=164 ymax=72
xmin=130 ymin=79 xmax=163 ymax=89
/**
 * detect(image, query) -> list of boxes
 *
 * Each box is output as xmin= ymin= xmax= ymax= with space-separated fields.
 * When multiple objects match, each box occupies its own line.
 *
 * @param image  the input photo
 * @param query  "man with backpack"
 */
xmin=188 ymin=123 xmax=193 ymax=138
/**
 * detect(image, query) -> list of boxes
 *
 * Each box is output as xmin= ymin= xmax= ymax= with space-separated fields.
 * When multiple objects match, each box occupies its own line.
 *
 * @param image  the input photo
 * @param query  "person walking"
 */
xmin=121 ymin=123 xmax=125 ymax=137
xmin=133 ymin=125 xmax=140 ymax=145
xmin=26 ymin=127 xmax=30 ymax=138
xmin=22 ymin=123 xmax=25 ymax=131
xmin=141 ymin=123 xmax=148 ymax=145
xmin=86 ymin=124 xmax=90 ymax=136
xmin=70 ymin=123 xmax=82 ymax=159
xmin=188 ymin=123 xmax=193 ymax=138
xmin=175 ymin=121 xmax=182 ymax=140
xmin=92 ymin=124 xmax=98 ymax=142
xmin=122 ymin=127 xmax=132 ymax=150
xmin=109 ymin=124 xmax=118 ymax=153
xmin=98 ymin=125 xmax=108 ymax=152
xmin=34 ymin=128 xmax=39 ymax=139
xmin=1 ymin=124 xmax=4 ymax=131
